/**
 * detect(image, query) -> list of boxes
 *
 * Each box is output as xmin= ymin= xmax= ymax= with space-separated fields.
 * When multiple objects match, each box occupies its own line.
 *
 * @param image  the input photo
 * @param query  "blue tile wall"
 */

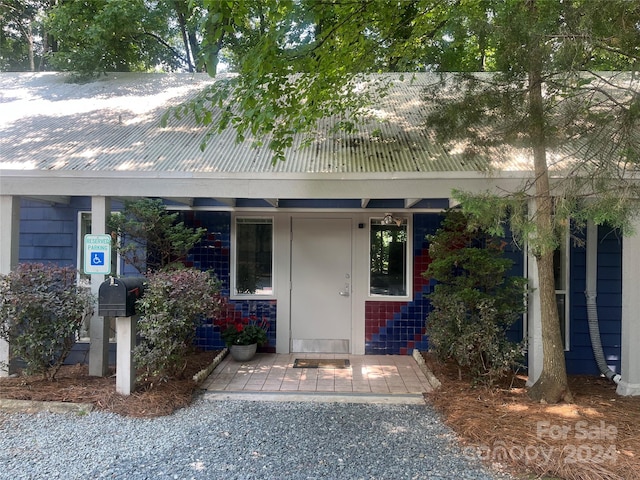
xmin=179 ymin=211 xmax=277 ymax=352
xmin=365 ymin=213 xmax=442 ymax=355
xmin=365 ymin=212 xmax=527 ymax=356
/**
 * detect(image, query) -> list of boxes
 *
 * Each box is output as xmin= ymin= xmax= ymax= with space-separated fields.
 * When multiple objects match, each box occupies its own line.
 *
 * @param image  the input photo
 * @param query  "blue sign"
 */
xmin=90 ymin=252 xmax=105 ymax=266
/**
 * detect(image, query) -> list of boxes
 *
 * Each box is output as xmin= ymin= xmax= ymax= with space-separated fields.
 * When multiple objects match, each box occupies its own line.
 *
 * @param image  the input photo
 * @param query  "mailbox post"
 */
xmin=98 ymin=277 xmax=146 ymax=396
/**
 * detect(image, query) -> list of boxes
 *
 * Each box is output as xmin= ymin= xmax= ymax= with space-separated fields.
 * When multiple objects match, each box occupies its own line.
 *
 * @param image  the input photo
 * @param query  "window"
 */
xmin=78 ymin=212 xmax=92 ymax=283
xmin=370 ymin=217 xmax=408 ymax=296
xmin=234 ymin=217 xmax=273 ymax=295
xmin=554 ymin=227 xmax=570 ymax=350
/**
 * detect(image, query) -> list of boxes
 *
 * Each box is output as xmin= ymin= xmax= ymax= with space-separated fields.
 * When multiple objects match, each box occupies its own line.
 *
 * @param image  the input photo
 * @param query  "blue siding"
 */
xmin=565 ymin=225 xmax=622 ymax=375
xmin=19 ymin=197 xmax=91 ymax=267
xmin=503 ymin=229 xmax=525 ymax=344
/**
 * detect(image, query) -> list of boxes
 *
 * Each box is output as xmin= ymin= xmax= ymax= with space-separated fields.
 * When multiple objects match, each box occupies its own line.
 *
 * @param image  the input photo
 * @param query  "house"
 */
xmin=1 ymin=72 xmax=638 ymax=395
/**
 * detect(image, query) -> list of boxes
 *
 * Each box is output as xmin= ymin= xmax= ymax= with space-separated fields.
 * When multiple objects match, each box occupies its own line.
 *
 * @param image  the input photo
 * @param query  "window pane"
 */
xmin=370 ymin=218 xmax=407 ymax=296
xmin=553 ymin=229 xmax=567 ymax=291
xmin=553 ymin=225 xmax=569 ymax=350
xmin=235 ymin=218 xmax=273 ymax=295
xmin=79 ymin=212 xmax=92 ymax=283
xmin=556 ymin=293 xmax=567 ymax=349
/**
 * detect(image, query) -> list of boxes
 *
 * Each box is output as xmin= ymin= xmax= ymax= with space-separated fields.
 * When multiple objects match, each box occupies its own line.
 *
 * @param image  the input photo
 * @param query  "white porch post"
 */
xmin=617 ymin=216 xmax=640 ymax=396
xmin=526 ymin=198 xmax=543 ymax=386
xmin=526 ymin=247 xmax=543 ymax=386
xmin=0 ymin=195 xmax=20 ymax=377
xmin=274 ymin=214 xmax=291 ymax=353
xmin=89 ymin=196 xmax=112 ymax=377
xmin=115 ymin=316 xmax=137 ymax=395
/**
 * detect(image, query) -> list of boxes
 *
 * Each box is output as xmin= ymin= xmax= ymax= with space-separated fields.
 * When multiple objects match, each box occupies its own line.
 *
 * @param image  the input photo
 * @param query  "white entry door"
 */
xmin=290 ymin=217 xmax=352 ymax=353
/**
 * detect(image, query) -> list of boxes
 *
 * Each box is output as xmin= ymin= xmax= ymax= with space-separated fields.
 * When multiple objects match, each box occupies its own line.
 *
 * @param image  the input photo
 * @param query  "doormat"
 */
xmin=293 ymin=359 xmax=351 ymax=369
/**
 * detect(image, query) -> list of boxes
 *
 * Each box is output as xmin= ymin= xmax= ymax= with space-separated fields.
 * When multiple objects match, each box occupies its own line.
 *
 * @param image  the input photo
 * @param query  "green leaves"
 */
xmin=0 ymin=263 xmax=94 ymax=379
xmin=43 ymin=0 xmax=194 ymax=76
xmin=134 ymin=268 xmax=222 ymax=383
xmin=108 ymin=198 xmax=206 ymax=274
xmin=170 ymin=0 xmax=451 ymax=162
xmin=425 ymin=209 xmax=527 ymax=385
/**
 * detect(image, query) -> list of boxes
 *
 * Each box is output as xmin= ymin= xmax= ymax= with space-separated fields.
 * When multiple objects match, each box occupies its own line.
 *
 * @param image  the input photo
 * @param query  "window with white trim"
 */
xmin=369 ymin=216 xmax=408 ymax=297
xmin=234 ymin=217 xmax=273 ymax=296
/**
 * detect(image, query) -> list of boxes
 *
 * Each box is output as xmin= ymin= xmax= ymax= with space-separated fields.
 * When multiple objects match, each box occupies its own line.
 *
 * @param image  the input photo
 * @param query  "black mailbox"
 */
xmin=98 ymin=277 xmax=147 ymax=317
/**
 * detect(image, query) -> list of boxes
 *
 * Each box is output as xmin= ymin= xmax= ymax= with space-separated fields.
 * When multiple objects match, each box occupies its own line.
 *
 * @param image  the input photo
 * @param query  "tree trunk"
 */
xmin=27 ymin=23 xmax=34 ymax=71
xmin=174 ymin=6 xmax=194 ymax=72
xmin=526 ymin=4 xmax=573 ymax=403
xmin=187 ymin=30 xmax=200 ymax=70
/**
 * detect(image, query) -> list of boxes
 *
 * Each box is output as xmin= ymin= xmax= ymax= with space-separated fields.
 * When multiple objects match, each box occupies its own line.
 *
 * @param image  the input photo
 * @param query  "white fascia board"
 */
xmin=0 ymin=170 xmax=534 ymax=200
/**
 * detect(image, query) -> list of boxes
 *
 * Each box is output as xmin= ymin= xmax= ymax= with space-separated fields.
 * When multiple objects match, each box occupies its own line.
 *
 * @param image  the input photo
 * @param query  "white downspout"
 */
xmin=586 ymin=220 xmax=621 ymax=384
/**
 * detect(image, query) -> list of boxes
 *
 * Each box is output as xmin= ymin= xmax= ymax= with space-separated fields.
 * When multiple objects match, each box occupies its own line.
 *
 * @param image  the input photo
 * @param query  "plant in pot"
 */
xmin=221 ymin=316 xmax=269 ymax=361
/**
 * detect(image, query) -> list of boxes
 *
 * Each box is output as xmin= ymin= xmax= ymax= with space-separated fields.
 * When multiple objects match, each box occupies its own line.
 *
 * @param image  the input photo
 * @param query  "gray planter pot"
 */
xmin=229 ymin=343 xmax=257 ymax=362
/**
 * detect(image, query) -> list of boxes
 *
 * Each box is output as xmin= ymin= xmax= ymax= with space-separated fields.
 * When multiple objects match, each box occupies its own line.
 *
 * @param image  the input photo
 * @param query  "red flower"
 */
xmin=235 ymin=323 xmax=244 ymax=332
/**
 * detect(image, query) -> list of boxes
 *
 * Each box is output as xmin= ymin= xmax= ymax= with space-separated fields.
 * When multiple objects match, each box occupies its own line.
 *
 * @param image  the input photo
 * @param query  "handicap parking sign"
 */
xmin=84 ymin=234 xmax=111 ymax=275
xmin=91 ymin=252 xmax=105 ymax=266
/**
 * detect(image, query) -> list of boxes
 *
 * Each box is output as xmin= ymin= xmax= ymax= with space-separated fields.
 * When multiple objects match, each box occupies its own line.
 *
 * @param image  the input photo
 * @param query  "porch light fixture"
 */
xmin=382 ymin=213 xmax=404 ymax=226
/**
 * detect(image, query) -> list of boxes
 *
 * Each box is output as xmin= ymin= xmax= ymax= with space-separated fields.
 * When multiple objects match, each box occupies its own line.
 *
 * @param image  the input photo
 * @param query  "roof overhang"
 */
xmin=0 ymin=169 xmax=535 ymax=206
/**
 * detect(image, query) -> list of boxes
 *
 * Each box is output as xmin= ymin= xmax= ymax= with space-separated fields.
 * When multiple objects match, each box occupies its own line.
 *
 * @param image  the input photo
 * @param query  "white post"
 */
xmin=0 ymin=195 xmax=20 ymax=377
xmin=526 ymin=249 xmax=543 ymax=386
xmin=617 ymin=216 xmax=640 ymax=396
xmin=116 ymin=315 xmax=137 ymax=395
xmin=89 ymin=196 xmax=112 ymax=377
xmin=526 ymin=199 xmax=543 ymax=386
xmin=274 ymin=214 xmax=291 ymax=353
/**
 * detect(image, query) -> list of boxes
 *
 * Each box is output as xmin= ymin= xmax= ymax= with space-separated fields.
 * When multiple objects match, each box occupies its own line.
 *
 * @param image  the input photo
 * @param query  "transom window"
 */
xmin=370 ymin=217 xmax=408 ymax=297
xmin=234 ymin=217 xmax=273 ymax=296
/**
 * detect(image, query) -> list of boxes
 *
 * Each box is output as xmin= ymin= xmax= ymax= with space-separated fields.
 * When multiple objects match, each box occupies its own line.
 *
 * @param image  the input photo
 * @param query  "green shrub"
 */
xmin=425 ymin=210 xmax=527 ymax=385
xmin=133 ymin=268 xmax=222 ymax=383
xmin=108 ymin=198 xmax=206 ymax=273
xmin=0 ymin=263 xmax=94 ymax=379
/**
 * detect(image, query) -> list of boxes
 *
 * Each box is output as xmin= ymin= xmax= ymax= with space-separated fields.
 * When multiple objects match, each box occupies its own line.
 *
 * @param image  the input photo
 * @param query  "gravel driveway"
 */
xmin=0 ymin=397 xmax=513 ymax=479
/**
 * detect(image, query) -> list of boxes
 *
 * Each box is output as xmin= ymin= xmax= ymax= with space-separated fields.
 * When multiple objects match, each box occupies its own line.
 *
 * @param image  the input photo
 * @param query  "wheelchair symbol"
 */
xmin=91 ymin=252 xmax=105 ymax=266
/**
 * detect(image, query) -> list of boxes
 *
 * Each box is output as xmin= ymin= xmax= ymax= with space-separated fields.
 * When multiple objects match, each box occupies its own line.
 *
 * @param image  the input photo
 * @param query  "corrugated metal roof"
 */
xmin=0 ymin=72 xmax=528 ymax=175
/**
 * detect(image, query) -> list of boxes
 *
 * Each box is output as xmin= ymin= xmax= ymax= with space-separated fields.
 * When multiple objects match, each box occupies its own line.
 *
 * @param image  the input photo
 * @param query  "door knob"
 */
xmin=339 ymin=284 xmax=350 ymax=297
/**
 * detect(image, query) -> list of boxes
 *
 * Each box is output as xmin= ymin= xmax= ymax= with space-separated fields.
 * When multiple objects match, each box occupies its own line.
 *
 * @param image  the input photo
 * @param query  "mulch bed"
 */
xmin=0 ymin=350 xmax=219 ymax=417
xmin=423 ymin=352 xmax=640 ymax=480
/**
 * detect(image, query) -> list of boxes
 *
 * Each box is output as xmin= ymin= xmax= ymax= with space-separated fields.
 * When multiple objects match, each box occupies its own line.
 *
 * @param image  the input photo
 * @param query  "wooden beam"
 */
xmin=24 ymin=195 xmax=70 ymax=205
xmin=163 ymin=197 xmax=194 ymax=206
xmin=213 ymin=197 xmax=236 ymax=207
